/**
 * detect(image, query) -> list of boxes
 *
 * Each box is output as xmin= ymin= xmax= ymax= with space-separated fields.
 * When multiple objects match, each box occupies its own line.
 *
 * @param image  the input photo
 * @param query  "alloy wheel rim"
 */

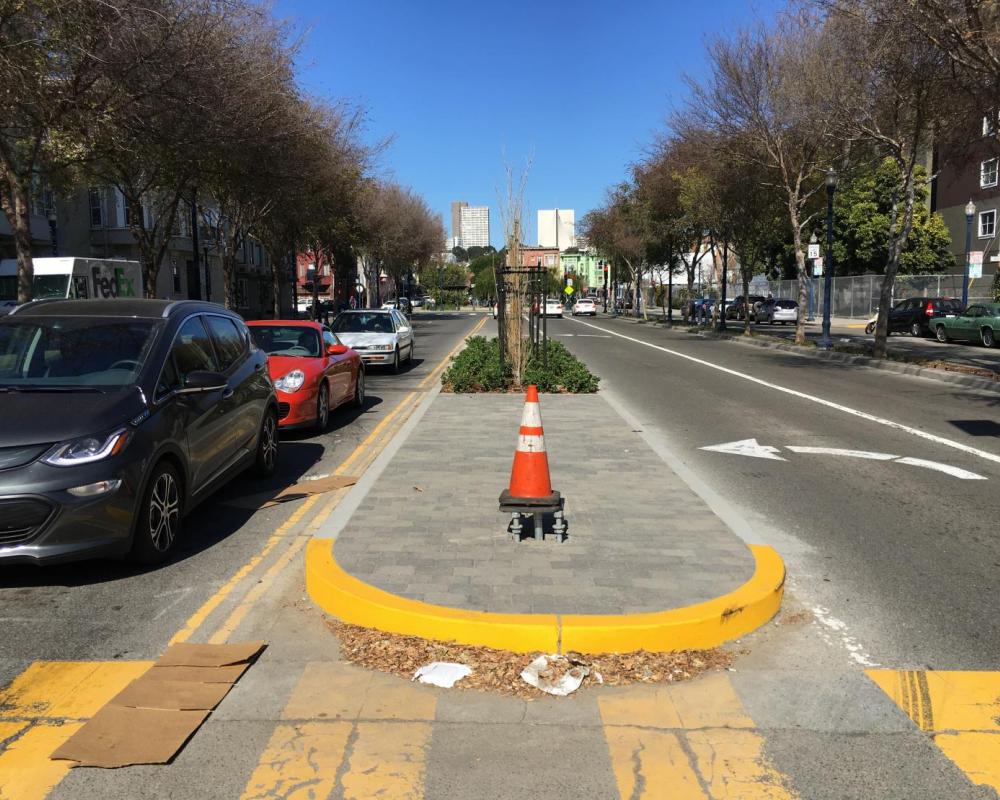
xmin=149 ymin=472 xmax=179 ymax=552
xmin=262 ymin=415 xmax=277 ymax=469
xmin=985 ymin=329 xmax=994 ymax=347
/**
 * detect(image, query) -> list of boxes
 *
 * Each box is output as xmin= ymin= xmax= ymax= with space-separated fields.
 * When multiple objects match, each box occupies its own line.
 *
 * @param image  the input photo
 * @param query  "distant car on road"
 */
xmin=247 ymin=320 xmax=364 ymax=432
xmin=754 ymin=298 xmax=798 ymax=325
xmin=727 ymin=295 xmax=766 ymax=320
xmin=887 ymin=297 xmax=965 ymax=337
xmin=543 ymin=299 xmax=564 ymax=318
xmin=331 ymin=309 xmax=414 ymax=372
xmin=572 ymin=297 xmax=597 ymax=316
xmin=931 ymin=302 xmax=1000 ymax=347
xmin=0 ymin=299 xmax=279 ymax=565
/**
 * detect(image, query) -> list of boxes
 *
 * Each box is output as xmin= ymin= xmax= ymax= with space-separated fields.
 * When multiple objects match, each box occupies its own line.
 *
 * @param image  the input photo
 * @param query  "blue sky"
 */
xmin=274 ymin=0 xmax=783 ymax=247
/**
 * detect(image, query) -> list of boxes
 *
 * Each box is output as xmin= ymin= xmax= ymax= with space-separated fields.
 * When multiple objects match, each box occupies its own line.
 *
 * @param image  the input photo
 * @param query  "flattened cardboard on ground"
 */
xmin=108 ymin=676 xmax=233 ymax=711
xmin=156 ymin=640 xmax=266 ymax=668
xmin=226 ymin=475 xmax=358 ymax=509
xmin=51 ymin=706 xmax=210 ymax=768
xmin=148 ymin=663 xmax=249 ymax=683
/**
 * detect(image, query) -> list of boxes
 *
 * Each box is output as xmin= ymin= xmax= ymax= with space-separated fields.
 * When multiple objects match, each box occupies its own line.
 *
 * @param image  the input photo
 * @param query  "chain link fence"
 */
xmin=741 ymin=272 xmax=994 ymax=318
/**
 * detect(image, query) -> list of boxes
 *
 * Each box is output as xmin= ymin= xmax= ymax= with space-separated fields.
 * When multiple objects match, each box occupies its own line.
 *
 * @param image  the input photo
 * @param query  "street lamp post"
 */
xmin=602 ymin=261 xmax=608 ymax=313
xmin=963 ymin=199 xmax=976 ymax=307
xmin=807 ymin=233 xmax=817 ymax=322
xmin=47 ymin=209 xmax=58 ymax=256
xmin=821 ymin=168 xmax=838 ymax=349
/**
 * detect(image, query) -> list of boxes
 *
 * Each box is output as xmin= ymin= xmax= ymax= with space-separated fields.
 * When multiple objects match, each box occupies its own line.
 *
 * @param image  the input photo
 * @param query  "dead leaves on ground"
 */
xmin=327 ymin=619 xmax=733 ymax=699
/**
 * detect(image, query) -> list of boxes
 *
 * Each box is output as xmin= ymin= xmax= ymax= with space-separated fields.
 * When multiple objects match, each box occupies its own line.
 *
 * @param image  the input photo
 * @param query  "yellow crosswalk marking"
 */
xmin=599 ymin=674 xmax=797 ymax=799
xmin=868 ymin=669 xmax=1000 ymax=794
xmin=240 ymin=721 xmax=352 ymax=800
xmin=241 ymin=663 xmax=436 ymax=800
xmin=0 ymin=661 xmax=152 ymax=800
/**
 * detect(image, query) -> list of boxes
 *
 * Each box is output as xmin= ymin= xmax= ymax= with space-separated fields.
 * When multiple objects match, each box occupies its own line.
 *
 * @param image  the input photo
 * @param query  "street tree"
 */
xmin=688 ymin=13 xmax=842 ymax=344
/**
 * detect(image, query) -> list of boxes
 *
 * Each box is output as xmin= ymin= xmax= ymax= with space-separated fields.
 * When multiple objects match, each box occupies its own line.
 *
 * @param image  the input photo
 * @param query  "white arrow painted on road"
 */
xmin=701 ymin=441 xmax=986 ymax=479
xmin=700 ymin=438 xmax=787 ymax=461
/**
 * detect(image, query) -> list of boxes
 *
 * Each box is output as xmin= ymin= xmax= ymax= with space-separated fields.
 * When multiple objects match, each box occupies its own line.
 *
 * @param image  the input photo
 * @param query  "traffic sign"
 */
xmin=813 ymin=258 xmax=823 ymax=276
xmin=563 ymin=285 xmax=574 ymax=296
xmin=808 ymin=243 xmax=820 ymax=259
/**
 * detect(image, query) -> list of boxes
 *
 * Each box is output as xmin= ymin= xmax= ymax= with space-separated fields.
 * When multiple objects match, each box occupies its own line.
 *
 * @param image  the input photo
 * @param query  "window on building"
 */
xmin=985 ymin=114 xmax=998 ymax=137
xmin=236 ymin=277 xmax=249 ymax=308
xmin=88 ymin=189 xmax=103 ymax=228
xmin=979 ymin=209 xmax=996 ymax=238
xmin=982 ymin=158 xmax=999 ymax=188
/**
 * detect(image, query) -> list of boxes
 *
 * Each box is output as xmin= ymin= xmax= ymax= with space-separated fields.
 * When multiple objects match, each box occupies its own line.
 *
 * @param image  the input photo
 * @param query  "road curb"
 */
xmin=305 ymin=539 xmax=785 ymax=654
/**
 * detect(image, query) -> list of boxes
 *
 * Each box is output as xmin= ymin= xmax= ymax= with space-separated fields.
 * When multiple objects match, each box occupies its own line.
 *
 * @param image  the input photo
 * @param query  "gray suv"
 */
xmin=0 ymin=299 xmax=278 ymax=565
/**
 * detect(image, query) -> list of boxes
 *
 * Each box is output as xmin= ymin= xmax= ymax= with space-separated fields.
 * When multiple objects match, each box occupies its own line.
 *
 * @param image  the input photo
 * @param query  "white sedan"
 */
xmin=755 ymin=298 xmax=798 ymax=325
xmin=542 ymin=299 xmax=564 ymax=318
xmin=331 ymin=309 xmax=414 ymax=373
xmin=572 ymin=298 xmax=597 ymax=316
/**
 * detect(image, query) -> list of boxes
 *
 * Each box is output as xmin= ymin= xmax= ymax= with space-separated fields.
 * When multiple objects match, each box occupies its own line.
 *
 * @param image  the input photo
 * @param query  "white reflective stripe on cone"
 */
xmin=517 ymin=434 xmax=545 ymax=452
xmin=521 ymin=402 xmax=542 ymax=427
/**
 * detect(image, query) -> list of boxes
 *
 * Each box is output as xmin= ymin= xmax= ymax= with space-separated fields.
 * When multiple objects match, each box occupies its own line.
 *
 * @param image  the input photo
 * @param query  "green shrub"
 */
xmin=442 ymin=336 xmax=599 ymax=393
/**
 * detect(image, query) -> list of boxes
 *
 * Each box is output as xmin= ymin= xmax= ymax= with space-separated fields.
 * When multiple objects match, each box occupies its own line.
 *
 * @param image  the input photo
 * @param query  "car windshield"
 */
xmin=251 ymin=325 xmax=321 ymax=357
xmin=332 ymin=313 xmax=395 ymax=334
xmin=0 ymin=317 xmax=159 ymax=388
xmin=775 ymin=300 xmax=797 ymax=308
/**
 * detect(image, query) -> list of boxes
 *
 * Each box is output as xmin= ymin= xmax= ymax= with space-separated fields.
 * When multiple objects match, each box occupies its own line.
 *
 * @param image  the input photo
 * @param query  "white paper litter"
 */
xmin=412 ymin=662 xmax=472 ymax=688
xmin=520 ymin=654 xmax=590 ymax=696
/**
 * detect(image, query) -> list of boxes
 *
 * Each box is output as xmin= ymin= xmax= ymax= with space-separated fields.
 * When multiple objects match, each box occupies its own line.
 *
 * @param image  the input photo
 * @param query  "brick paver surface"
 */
xmin=334 ymin=392 xmax=754 ymax=614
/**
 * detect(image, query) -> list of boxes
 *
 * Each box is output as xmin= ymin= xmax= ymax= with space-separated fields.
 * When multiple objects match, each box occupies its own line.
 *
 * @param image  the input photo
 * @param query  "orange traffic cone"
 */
xmin=506 ymin=385 xmax=553 ymax=499
xmin=499 ymin=386 xmax=566 ymax=540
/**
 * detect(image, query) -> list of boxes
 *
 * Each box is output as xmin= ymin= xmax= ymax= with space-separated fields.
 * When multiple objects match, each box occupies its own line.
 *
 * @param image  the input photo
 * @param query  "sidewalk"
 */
xmin=307 ymin=389 xmax=783 ymax=653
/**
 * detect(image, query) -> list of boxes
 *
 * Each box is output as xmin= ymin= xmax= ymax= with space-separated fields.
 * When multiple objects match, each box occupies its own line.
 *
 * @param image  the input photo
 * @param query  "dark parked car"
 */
xmin=727 ymin=295 xmax=766 ymax=320
xmin=887 ymin=297 xmax=965 ymax=337
xmin=0 ymin=299 xmax=278 ymax=566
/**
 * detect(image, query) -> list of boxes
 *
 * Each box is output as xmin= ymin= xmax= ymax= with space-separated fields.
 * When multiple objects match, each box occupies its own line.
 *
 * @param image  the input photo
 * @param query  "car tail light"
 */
xmin=926 ymin=303 xmax=934 ymax=316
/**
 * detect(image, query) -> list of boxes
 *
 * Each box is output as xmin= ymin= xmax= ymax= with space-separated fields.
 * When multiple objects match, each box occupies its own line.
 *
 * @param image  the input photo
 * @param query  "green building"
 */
xmin=558 ymin=248 xmax=606 ymax=294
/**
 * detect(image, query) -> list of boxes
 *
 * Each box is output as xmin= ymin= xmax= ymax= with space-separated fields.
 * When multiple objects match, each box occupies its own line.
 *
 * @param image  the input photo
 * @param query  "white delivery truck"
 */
xmin=0 ymin=257 xmax=142 ymax=303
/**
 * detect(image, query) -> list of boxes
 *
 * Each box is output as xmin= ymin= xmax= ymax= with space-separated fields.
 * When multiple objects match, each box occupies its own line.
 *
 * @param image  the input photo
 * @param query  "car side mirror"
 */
xmin=180 ymin=370 xmax=227 ymax=393
xmin=327 ymin=344 xmax=349 ymax=355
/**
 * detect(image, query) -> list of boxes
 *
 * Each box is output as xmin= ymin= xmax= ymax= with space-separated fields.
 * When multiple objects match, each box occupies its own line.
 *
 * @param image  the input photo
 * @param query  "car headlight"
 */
xmin=274 ymin=369 xmax=306 ymax=392
xmin=43 ymin=428 xmax=131 ymax=467
xmin=371 ymin=344 xmax=394 ymax=351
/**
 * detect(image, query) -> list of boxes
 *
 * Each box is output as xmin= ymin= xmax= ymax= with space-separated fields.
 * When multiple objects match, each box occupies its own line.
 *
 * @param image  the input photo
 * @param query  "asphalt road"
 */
xmin=0 ymin=311 xmax=481 ymax=689
xmin=550 ymin=313 xmax=1000 ymax=671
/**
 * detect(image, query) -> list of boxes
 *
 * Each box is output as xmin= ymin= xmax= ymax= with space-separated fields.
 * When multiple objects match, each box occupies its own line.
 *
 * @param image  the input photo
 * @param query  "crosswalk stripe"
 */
xmin=599 ymin=673 xmax=797 ymax=799
xmin=0 ymin=661 xmax=153 ymax=800
xmin=868 ymin=669 xmax=1000 ymax=794
xmin=241 ymin=663 xmax=436 ymax=800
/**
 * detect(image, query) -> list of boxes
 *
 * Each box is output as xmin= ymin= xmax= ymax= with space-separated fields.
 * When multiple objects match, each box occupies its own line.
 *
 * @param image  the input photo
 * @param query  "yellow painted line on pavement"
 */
xmin=868 ymin=669 xmax=1000 ymax=794
xmin=0 ymin=661 xmax=153 ymax=800
xmin=241 ymin=662 xmax=435 ymax=800
xmin=599 ymin=673 xmax=797 ymax=799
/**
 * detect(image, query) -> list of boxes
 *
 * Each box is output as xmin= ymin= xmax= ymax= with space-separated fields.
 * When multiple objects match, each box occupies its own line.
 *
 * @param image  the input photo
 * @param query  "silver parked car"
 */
xmin=331 ymin=309 xmax=414 ymax=373
xmin=755 ymin=298 xmax=798 ymax=325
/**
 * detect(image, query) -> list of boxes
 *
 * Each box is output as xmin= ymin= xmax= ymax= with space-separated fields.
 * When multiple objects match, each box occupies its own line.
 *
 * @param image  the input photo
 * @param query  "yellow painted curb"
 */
xmin=306 ymin=540 xmax=784 ymax=654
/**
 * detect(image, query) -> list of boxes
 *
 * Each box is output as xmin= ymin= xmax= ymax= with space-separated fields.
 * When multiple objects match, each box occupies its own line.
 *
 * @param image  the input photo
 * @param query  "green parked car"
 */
xmin=932 ymin=302 xmax=1000 ymax=347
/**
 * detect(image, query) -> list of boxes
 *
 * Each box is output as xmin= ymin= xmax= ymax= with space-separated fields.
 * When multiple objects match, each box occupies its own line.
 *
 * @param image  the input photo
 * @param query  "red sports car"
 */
xmin=247 ymin=320 xmax=364 ymax=431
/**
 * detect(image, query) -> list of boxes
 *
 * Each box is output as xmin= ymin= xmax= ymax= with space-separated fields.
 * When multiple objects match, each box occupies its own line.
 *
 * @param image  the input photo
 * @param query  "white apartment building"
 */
xmin=459 ymin=205 xmax=490 ymax=249
xmin=538 ymin=209 xmax=576 ymax=251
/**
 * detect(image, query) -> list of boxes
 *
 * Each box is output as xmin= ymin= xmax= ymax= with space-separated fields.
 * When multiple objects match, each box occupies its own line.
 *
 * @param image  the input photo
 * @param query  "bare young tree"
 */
xmin=497 ymin=155 xmax=532 ymax=386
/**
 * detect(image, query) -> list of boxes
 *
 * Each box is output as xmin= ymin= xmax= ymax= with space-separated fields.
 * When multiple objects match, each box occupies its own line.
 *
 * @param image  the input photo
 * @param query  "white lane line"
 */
xmin=568 ymin=317 xmax=1000 ymax=468
xmin=701 ymin=438 xmax=786 ymax=460
xmin=785 ymin=446 xmax=898 ymax=460
xmin=894 ymin=457 xmax=987 ymax=481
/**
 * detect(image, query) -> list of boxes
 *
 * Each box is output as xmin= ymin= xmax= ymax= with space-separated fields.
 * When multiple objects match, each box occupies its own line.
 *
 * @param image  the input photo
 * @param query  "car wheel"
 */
xmin=131 ymin=461 xmax=182 ymax=565
xmin=910 ymin=322 xmax=923 ymax=337
xmin=983 ymin=327 xmax=995 ymax=348
xmin=352 ymin=369 xmax=366 ymax=407
xmin=936 ymin=325 xmax=949 ymax=343
xmin=407 ymin=340 xmax=414 ymax=364
xmin=253 ymin=409 xmax=279 ymax=477
xmin=865 ymin=322 xmax=876 ymax=335
xmin=315 ymin=382 xmax=330 ymax=432
xmin=392 ymin=347 xmax=401 ymax=373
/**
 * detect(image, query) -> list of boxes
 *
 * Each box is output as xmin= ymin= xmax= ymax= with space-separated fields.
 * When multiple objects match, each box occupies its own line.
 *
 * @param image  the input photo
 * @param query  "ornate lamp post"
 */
xmin=821 ymin=168 xmax=838 ymax=349
xmin=963 ymin=199 xmax=976 ymax=307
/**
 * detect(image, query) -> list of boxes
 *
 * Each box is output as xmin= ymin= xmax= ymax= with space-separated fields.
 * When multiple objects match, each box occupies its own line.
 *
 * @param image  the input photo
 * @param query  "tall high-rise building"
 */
xmin=459 ymin=205 xmax=490 ymax=248
xmin=450 ymin=201 xmax=467 ymax=246
xmin=537 ymin=209 xmax=576 ymax=251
